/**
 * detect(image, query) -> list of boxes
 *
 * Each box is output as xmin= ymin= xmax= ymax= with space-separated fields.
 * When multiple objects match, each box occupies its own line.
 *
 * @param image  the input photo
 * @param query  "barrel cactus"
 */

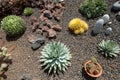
xmin=68 ymin=18 xmax=89 ymax=34
xmin=40 ymin=41 xmax=71 ymax=74
xmin=1 ymin=15 xmax=26 ymax=37
xmin=98 ymin=40 xmax=120 ymax=57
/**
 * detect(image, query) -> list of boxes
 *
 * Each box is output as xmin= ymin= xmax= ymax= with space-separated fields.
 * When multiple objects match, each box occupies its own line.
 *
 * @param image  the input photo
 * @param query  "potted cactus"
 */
xmin=84 ymin=57 xmax=102 ymax=77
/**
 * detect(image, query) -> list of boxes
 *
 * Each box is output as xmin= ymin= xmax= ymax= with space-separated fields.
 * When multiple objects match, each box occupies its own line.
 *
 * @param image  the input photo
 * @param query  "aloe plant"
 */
xmin=98 ymin=40 xmax=120 ymax=57
xmin=40 ymin=41 xmax=71 ymax=74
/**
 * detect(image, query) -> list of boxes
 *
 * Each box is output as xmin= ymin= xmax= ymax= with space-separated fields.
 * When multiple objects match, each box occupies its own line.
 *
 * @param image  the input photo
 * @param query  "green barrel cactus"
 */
xmin=40 ymin=41 xmax=71 ymax=74
xmin=1 ymin=15 xmax=26 ymax=37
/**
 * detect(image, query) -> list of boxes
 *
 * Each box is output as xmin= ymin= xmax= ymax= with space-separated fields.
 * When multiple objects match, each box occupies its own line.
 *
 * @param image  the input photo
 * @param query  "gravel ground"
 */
xmin=0 ymin=0 xmax=120 ymax=80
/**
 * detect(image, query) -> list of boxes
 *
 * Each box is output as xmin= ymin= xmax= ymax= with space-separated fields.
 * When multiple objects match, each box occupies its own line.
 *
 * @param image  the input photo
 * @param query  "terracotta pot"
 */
xmin=84 ymin=60 xmax=102 ymax=77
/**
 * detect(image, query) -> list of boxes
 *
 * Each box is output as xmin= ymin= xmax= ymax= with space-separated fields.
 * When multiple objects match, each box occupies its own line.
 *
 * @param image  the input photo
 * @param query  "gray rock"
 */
xmin=112 ymin=1 xmax=120 ymax=11
xmin=116 ymin=11 xmax=120 ymax=21
xmin=31 ymin=37 xmax=45 ymax=50
xmin=20 ymin=74 xmax=32 ymax=80
xmin=101 ymin=14 xmax=110 ymax=24
xmin=93 ymin=19 xmax=104 ymax=34
xmin=105 ymin=27 xmax=112 ymax=35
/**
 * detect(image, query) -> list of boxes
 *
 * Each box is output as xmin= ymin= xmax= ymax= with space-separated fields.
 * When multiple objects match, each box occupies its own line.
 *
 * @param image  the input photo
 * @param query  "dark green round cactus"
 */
xmin=1 ymin=15 xmax=26 ymax=37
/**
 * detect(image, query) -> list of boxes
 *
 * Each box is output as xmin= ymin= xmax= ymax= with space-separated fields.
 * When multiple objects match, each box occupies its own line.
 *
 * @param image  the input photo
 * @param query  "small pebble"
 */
xmin=105 ymin=27 xmax=112 ymax=35
xmin=108 ymin=21 xmax=112 ymax=25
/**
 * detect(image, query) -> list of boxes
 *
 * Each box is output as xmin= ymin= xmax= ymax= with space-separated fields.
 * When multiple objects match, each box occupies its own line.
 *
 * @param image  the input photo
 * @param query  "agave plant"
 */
xmin=98 ymin=40 xmax=120 ymax=57
xmin=40 ymin=41 xmax=71 ymax=74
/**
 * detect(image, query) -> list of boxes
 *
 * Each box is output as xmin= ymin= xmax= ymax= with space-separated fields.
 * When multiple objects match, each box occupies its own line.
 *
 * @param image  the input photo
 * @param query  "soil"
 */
xmin=0 ymin=0 xmax=120 ymax=80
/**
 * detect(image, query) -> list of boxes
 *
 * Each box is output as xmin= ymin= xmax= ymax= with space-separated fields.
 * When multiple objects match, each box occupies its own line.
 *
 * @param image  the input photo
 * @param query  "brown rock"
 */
xmin=36 ymin=29 xmax=43 ymax=35
xmin=51 ymin=24 xmax=62 ymax=31
xmin=47 ymin=29 xmax=57 ymax=38
xmin=30 ymin=16 xmax=37 ymax=25
xmin=42 ymin=26 xmax=49 ymax=32
xmin=44 ymin=19 xmax=54 ymax=28
xmin=39 ymin=13 xmax=47 ymax=21
xmin=32 ymin=22 xmax=39 ymax=32
xmin=27 ymin=34 xmax=36 ymax=43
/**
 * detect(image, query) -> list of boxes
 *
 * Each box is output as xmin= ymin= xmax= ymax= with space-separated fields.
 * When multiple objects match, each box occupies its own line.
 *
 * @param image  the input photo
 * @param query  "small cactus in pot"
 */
xmin=84 ymin=57 xmax=102 ymax=77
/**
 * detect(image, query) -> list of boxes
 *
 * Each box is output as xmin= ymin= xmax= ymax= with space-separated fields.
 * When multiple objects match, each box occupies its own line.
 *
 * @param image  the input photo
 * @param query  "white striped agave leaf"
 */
xmin=98 ymin=40 xmax=120 ymax=57
xmin=40 ymin=41 xmax=71 ymax=74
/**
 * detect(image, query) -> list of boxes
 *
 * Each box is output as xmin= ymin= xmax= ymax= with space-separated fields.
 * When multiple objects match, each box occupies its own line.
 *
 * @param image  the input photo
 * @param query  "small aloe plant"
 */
xmin=40 ymin=41 xmax=71 ymax=74
xmin=98 ymin=40 xmax=120 ymax=57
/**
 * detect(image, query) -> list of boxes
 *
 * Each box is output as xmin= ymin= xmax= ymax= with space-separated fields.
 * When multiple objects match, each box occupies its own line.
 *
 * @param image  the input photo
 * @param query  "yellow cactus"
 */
xmin=68 ymin=18 xmax=89 ymax=34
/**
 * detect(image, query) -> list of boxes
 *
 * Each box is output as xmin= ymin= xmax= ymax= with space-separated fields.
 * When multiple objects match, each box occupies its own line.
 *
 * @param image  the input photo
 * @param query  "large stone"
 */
xmin=101 ymin=14 xmax=110 ymax=24
xmin=112 ymin=1 xmax=120 ymax=11
xmin=31 ymin=37 xmax=45 ymax=50
xmin=92 ymin=19 xmax=104 ymax=34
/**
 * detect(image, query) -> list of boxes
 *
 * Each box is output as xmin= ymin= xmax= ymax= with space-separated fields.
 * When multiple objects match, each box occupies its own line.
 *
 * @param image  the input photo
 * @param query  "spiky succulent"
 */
xmin=1 ymin=15 xmax=26 ymax=37
xmin=23 ymin=7 xmax=33 ymax=16
xmin=40 ymin=41 xmax=71 ymax=74
xmin=98 ymin=40 xmax=120 ymax=57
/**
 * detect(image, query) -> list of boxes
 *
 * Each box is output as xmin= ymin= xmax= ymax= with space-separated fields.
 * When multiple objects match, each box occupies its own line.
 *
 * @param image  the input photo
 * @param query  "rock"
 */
xmin=105 ymin=27 xmax=112 ymax=35
xmin=108 ymin=21 xmax=112 ymax=25
xmin=32 ymin=22 xmax=39 ymax=32
xmin=101 ymin=14 xmax=110 ymax=24
xmin=43 ymin=10 xmax=52 ymax=19
xmin=47 ymin=29 xmax=57 ymax=38
xmin=44 ymin=20 xmax=54 ymax=28
xmin=51 ymin=24 xmax=62 ymax=31
xmin=31 ymin=37 xmax=45 ymax=50
xmin=92 ymin=19 xmax=104 ymax=34
xmin=27 ymin=34 xmax=36 ymax=43
xmin=42 ymin=26 xmax=49 ymax=32
xmin=39 ymin=13 xmax=47 ymax=21
xmin=36 ymin=29 xmax=43 ymax=35
xmin=20 ymin=74 xmax=32 ymax=80
xmin=116 ymin=11 xmax=120 ymax=21
xmin=30 ymin=16 xmax=37 ymax=25
xmin=112 ymin=1 xmax=120 ymax=11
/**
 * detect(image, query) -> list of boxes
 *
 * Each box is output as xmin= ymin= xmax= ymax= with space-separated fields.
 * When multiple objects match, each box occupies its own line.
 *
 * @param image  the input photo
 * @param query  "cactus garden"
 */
xmin=0 ymin=0 xmax=120 ymax=80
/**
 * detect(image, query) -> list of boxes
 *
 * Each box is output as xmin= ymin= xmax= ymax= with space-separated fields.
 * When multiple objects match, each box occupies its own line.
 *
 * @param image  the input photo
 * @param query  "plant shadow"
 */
xmin=6 ymin=31 xmax=25 ymax=42
xmin=82 ymin=68 xmax=97 ymax=80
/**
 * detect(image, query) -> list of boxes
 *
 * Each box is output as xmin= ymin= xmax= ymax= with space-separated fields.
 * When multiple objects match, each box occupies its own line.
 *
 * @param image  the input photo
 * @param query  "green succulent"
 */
xmin=40 ymin=41 xmax=71 ymax=74
xmin=23 ymin=7 xmax=33 ymax=16
xmin=98 ymin=40 xmax=120 ymax=57
xmin=79 ymin=0 xmax=107 ymax=18
xmin=1 ymin=15 xmax=26 ymax=37
xmin=0 ymin=47 xmax=12 ymax=73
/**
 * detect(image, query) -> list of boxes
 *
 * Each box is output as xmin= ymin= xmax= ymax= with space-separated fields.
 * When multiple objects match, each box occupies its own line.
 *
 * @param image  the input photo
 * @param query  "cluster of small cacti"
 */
xmin=1 ymin=15 xmax=26 ymax=37
xmin=92 ymin=14 xmax=112 ymax=35
xmin=40 ymin=41 xmax=71 ymax=74
xmin=68 ymin=18 xmax=89 ymax=34
xmin=0 ymin=47 xmax=12 ymax=74
xmin=98 ymin=40 xmax=120 ymax=57
xmin=23 ymin=7 xmax=33 ymax=16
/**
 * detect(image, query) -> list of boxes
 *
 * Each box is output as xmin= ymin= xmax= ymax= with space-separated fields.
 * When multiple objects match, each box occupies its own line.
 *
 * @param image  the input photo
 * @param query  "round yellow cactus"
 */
xmin=68 ymin=18 xmax=89 ymax=34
